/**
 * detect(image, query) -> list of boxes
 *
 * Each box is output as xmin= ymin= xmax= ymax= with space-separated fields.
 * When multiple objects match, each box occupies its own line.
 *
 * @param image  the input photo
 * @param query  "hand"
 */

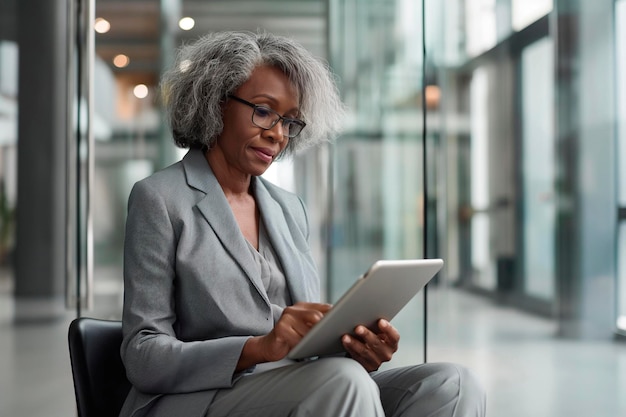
xmin=238 ymin=302 xmax=331 ymax=370
xmin=342 ymin=319 xmax=400 ymax=372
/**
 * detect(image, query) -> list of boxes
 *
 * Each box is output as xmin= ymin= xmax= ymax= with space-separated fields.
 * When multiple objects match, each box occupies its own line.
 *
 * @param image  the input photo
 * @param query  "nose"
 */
xmin=263 ymin=121 xmax=287 ymax=143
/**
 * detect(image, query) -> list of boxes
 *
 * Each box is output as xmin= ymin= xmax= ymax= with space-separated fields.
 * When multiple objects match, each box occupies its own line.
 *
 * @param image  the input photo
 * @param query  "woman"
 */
xmin=120 ymin=31 xmax=485 ymax=417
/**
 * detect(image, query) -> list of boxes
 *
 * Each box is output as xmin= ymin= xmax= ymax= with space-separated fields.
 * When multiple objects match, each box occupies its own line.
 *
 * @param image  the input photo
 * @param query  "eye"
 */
xmin=284 ymin=119 xmax=305 ymax=137
xmin=253 ymin=106 xmax=274 ymax=119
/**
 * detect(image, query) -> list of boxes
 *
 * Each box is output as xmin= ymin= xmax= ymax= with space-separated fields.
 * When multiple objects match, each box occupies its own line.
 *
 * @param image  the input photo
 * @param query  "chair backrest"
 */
xmin=68 ymin=317 xmax=131 ymax=417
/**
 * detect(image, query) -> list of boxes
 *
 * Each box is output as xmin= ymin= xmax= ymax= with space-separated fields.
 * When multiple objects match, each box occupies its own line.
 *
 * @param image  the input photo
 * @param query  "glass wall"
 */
xmin=327 ymin=0 xmax=427 ymax=366
xmin=617 ymin=0 xmax=626 ymax=335
xmin=423 ymin=0 xmax=622 ymax=318
xmin=0 ymin=22 xmax=17 ymax=324
xmin=88 ymin=5 xmax=165 ymax=319
xmin=423 ymin=0 xmax=624 ymax=415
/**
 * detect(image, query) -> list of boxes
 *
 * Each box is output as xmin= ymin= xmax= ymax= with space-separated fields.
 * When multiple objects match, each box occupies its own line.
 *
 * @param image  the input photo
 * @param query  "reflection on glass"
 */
xmin=521 ymin=37 xmax=555 ymax=300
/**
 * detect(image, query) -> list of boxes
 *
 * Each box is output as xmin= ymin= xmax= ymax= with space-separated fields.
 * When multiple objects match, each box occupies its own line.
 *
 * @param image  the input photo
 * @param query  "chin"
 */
xmin=250 ymin=163 xmax=272 ymax=177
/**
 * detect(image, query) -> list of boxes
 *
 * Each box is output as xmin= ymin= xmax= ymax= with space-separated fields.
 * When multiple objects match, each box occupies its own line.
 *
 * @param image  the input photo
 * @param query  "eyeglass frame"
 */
xmin=228 ymin=94 xmax=306 ymax=138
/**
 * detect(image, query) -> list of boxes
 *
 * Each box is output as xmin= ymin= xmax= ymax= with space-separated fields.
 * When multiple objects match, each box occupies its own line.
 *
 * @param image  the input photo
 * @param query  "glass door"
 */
xmin=520 ymin=36 xmax=556 ymax=301
xmin=616 ymin=0 xmax=626 ymax=335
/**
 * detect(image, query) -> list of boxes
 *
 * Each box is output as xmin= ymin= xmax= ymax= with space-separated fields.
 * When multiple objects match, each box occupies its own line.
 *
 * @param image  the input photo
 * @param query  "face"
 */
xmin=213 ymin=65 xmax=300 ymax=178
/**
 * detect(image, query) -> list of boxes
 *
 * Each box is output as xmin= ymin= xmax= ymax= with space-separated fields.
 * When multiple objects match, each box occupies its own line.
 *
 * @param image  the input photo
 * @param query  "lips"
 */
xmin=251 ymin=146 xmax=276 ymax=163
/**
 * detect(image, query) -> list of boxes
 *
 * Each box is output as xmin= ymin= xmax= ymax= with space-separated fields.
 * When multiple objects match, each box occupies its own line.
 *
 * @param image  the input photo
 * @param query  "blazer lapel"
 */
xmin=181 ymin=149 xmax=269 ymax=306
xmin=254 ymin=178 xmax=308 ymax=302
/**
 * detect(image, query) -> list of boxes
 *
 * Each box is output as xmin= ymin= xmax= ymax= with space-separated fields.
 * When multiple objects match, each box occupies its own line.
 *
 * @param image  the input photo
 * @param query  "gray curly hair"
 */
xmin=160 ymin=31 xmax=345 ymax=156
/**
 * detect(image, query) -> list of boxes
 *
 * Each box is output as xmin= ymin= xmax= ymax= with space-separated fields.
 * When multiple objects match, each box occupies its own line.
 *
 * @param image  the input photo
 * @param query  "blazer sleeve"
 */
xmin=121 ymin=179 xmax=249 ymax=395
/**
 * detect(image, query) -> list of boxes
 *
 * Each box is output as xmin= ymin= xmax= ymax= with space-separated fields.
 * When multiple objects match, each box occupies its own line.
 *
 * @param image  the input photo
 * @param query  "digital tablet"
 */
xmin=287 ymin=258 xmax=444 ymax=360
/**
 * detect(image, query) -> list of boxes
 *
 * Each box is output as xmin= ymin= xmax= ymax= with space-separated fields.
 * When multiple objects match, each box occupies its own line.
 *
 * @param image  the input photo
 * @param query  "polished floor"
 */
xmin=426 ymin=289 xmax=626 ymax=417
xmin=1 ymin=282 xmax=625 ymax=417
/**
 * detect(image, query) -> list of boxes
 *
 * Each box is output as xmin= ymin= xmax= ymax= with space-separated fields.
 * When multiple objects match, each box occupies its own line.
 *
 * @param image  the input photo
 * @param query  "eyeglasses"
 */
xmin=228 ymin=95 xmax=306 ymax=138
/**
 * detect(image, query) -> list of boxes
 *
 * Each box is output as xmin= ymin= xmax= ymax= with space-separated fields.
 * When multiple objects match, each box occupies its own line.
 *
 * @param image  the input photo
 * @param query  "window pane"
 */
xmin=0 ymin=40 xmax=17 ymax=320
xmin=469 ymin=67 xmax=495 ymax=289
xmin=617 ymin=0 xmax=626 ymax=206
xmin=521 ymin=37 xmax=555 ymax=300
xmin=512 ymin=0 xmax=553 ymax=31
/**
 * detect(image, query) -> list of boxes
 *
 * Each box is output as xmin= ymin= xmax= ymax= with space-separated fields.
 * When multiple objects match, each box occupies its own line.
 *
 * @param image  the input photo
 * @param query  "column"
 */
xmin=14 ymin=0 xmax=68 ymax=321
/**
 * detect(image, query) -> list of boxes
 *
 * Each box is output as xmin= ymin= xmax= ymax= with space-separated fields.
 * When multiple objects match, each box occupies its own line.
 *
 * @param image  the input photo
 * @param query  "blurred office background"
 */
xmin=1 ymin=0 xmax=625 ymax=416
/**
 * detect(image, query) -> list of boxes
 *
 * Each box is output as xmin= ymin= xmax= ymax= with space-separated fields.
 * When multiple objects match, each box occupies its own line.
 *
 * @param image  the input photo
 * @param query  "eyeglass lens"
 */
xmin=252 ymin=107 xmax=303 ymax=138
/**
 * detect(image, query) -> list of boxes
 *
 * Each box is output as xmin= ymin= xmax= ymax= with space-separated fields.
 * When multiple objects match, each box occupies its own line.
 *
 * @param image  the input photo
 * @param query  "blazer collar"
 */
xmin=182 ymin=149 xmax=269 ymax=305
xmin=181 ymin=148 xmax=308 ymax=304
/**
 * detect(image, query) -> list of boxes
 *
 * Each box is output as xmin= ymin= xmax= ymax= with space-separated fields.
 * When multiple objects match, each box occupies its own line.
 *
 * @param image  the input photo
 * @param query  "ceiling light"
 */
xmin=133 ymin=84 xmax=149 ymax=99
xmin=94 ymin=17 xmax=111 ymax=34
xmin=179 ymin=17 xmax=195 ymax=31
xmin=113 ymin=54 xmax=130 ymax=68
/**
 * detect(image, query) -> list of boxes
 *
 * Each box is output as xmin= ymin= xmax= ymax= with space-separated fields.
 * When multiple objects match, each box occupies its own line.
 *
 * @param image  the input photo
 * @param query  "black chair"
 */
xmin=68 ymin=317 xmax=131 ymax=417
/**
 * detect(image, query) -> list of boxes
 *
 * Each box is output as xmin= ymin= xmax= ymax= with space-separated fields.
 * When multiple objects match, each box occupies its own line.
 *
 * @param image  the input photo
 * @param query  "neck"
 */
xmin=205 ymin=148 xmax=252 ymax=197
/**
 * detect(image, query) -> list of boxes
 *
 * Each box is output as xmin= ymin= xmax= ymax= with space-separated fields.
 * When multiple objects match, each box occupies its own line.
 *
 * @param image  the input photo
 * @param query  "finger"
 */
xmin=272 ymin=315 xmax=305 ymax=346
xmin=262 ymin=305 xmax=334 ymax=361
xmin=276 ymin=305 xmax=328 ymax=343
xmin=353 ymin=326 xmax=394 ymax=362
xmin=282 ymin=305 xmax=326 ymax=327
xmin=354 ymin=325 xmax=384 ymax=348
xmin=342 ymin=335 xmax=380 ymax=371
xmin=313 ymin=302 xmax=333 ymax=313
xmin=377 ymin=320 xmax=400 ymax=350
xmin=293 ymin=302 xmax=333 ymax=314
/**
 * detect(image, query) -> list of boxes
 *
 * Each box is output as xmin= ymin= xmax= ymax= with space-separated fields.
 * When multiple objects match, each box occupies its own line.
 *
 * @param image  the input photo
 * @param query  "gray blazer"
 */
xmin=119 ymin=148 xmax=320 ymax=417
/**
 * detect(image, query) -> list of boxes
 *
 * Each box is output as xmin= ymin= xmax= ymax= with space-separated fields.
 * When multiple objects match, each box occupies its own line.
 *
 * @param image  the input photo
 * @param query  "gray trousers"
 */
xmin=206 ymin=357 xmax=486 ymax=417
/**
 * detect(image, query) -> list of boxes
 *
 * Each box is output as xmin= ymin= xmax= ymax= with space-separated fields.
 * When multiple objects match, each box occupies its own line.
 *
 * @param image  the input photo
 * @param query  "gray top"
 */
xmin=247 ymin=218 xmax=293 ymax=325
